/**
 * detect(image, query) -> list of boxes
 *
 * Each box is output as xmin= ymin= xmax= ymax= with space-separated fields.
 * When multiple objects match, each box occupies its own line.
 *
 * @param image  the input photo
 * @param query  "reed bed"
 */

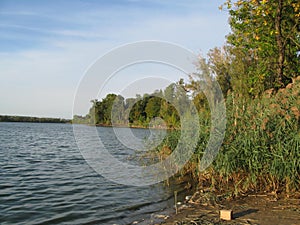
xmin=159 ymin=77 xmax=300 ymax=195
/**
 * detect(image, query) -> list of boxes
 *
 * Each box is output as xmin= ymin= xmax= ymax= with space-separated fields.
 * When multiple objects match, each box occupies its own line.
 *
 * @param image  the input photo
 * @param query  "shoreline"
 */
xmin=85 ymin=123 xmax=178 ymax=130
xmin=153 ymin=191 xmax=300 ymax=225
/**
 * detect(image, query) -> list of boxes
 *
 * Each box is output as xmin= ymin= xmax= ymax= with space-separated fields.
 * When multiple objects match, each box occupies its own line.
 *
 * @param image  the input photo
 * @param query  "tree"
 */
xmin=101 ymin=94 xmax=117 ymax=124
xmin=124 ymin=98 xmax=136 ymax=124
xmin=208 ymin=46 xmax=232 ymax=97
xmin=145 ymin=96 xmax=162 ymax=119
xmin=223 ymin=0 xmax=300 ymax=95
xmin=89 ymin=94 xmax=118 ymax=125
xmin=111 ymin=95 xmax=125 ymax=124
xmin=129 ymin=96 xmax=148 ymax=124
xmin=89 ymin=99 xmax=99 ymax=124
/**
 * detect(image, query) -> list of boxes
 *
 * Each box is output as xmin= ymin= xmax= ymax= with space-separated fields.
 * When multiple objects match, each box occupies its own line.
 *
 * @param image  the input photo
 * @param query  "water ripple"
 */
xmin=0 ymin=123 xmax=185 ymax=225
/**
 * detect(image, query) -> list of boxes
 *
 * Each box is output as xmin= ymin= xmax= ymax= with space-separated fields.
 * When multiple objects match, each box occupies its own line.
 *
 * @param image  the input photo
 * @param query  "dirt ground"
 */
xmin=158 ymin=191 xmax=300 ymax=225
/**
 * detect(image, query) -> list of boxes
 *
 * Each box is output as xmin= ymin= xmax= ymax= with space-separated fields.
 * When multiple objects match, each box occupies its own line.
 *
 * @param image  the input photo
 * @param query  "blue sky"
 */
xmin=0 ymin=0 xmax=230 ymax=118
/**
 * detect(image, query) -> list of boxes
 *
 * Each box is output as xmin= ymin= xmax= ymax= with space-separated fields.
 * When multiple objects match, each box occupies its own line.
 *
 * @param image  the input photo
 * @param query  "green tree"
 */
xmin=223 ymin=0 xmax=300 ymax=95
xmin=129 ymin=95 xmax=149 ymax=125
xmin=145 ymin=96 xmax=162 ymax=119
xmin=101 ymin=94 xmax=117 ymax=124
xmin=111 ymin=95 xmax=125 ymax=124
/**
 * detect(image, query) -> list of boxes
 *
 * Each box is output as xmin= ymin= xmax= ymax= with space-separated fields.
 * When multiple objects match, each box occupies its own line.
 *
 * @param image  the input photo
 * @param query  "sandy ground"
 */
xmin=150 ymin=191 xmax=300 ymax=225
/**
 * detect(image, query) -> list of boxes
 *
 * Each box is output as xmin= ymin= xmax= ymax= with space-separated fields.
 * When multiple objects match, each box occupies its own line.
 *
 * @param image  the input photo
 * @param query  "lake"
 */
xmin=0 ymin=122 xmax=187 ymax=225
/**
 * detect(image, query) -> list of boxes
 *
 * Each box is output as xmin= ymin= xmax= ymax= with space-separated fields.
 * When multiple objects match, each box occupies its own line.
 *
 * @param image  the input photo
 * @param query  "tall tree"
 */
xmin=111 ymin=95 xmax=125 ymax=124
xmin=223 ymin=0 xmax=300 ymax=95
xmin=89 ymin=99 xmax=99 ymax=124
xmin=208 ymin=46 xmax=232 ymax=97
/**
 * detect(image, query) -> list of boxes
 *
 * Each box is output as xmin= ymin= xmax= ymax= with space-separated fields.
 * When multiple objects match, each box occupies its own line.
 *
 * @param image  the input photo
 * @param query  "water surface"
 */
xmin=0 ymin=123 xmax=186 ymax=225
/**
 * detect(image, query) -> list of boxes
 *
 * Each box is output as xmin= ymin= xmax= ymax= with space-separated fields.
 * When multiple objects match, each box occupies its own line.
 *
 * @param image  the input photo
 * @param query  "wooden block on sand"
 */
xmin=220 ymin=210 xmax=232 ymax=221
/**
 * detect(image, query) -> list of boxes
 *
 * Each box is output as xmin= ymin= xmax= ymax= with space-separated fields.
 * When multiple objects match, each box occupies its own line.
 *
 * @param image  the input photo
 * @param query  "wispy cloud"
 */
xmin=0 ymin=0 xmax=230 ymax=118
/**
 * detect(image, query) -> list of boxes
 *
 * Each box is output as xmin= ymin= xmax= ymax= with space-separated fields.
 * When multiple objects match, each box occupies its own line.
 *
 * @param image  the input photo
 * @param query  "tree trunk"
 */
xmin=275 ymin=0 xmax=285 ymax=87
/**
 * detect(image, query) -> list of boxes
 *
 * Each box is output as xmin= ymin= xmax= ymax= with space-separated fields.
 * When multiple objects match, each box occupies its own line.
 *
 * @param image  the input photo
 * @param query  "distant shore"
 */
xmin=95 ymin=123 xmax=176 ymax=130
xmin=71 ymin=121 xmax=177 ymax=130
xmin=0 ymin=115 xmax=71 ymax=123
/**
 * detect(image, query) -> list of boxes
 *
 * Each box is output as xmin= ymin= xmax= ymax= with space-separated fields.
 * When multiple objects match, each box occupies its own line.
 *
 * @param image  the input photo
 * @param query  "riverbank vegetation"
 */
xmin=182 ymin=0 xmax=300 ymax=195
xmin=0 ymin=115 xmax=71 ymax=123
xmin=73 ymin=0 xmax=299 ymax=195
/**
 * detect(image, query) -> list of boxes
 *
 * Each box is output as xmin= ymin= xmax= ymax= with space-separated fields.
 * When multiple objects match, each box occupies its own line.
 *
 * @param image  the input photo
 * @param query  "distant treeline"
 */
xmin=0 ymin=115 xmax=71 ymax=123
xmin=73 ymin=79 xmax=192 ymax=129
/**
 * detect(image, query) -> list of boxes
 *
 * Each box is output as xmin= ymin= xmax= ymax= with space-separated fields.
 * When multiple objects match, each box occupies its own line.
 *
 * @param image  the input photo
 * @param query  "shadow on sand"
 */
xmin=234 ymin=209 xmax=258 ymax=219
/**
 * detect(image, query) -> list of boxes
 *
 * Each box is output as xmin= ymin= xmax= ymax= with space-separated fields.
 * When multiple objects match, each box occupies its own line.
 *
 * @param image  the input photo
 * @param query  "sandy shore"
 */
xmin=148 ymin=191 xmax=300 ymax=225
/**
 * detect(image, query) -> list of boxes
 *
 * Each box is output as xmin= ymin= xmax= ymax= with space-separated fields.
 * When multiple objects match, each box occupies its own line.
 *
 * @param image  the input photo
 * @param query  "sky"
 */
xmin=0 ymin=0 xmax=230 ymax=119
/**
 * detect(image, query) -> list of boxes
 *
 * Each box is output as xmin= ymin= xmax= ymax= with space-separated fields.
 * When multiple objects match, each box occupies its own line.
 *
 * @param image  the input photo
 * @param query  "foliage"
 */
xmin=74 ymin=82 xmax=185 ymax=129
xmin=207 ymin=46 xmax=232 ymax=97
xmin=221 ymin=0 xmax=300 ymax=96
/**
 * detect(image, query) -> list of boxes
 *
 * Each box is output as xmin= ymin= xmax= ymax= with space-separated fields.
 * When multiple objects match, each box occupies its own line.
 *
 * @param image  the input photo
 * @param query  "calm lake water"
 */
xmin=0 ymin=122 xmax=186 ymax=225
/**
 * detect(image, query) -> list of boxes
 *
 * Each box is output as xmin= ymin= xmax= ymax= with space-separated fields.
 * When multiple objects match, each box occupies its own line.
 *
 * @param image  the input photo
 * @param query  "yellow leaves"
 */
xmin=261 ymin=0 xmax=268 ymax=5
xmin=238 ymin=37 xmax=244 ymax=43
xmin=270 ymin=30 xmax=279 ymax=35
xmin=255 ymin=35 xmax=260 ymax=40
xmin=222 ymin=0 xmax=232 ymax=9
xmin=227 ymin=1 xmax=232 ymax=9
xmin=292 ymin=3 xmax=300 ymax=12
xmin=263 ymin=20 xmax=268 ymax=26
xmin=236 ymin=0 xmax=243 ymax=7
xmin=256 ymin=9 xmax=261 ymax=16
xmin=291 ymin=3 xmax=300 ymax=17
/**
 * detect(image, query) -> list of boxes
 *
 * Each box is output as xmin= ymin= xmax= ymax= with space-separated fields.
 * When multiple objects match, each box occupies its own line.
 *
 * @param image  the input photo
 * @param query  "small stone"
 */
xmin=154 ymin=214 xmax=168 ymax=219
xmin=220 ymin=209 xmax=232 ymax=221
xmin=185 ymin=195 xmax=192 ymax=200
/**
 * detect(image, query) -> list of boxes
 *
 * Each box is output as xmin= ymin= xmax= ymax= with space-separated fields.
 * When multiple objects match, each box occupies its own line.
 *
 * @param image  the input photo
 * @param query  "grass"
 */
xmin=158 ymin=77 xmax=300 ymax=195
